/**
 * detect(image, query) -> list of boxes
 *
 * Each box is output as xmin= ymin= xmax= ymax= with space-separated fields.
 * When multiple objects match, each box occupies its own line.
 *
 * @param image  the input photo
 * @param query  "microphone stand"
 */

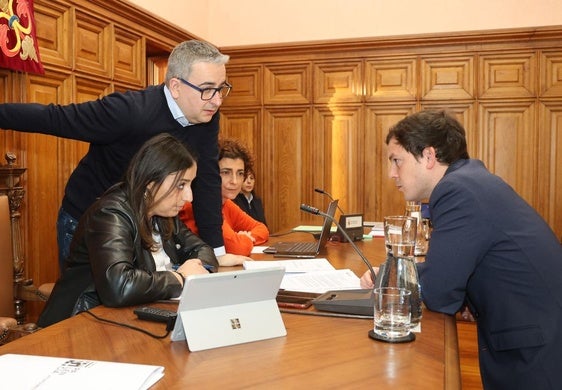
xmin=300 ymin=204 xmax=375 ymax=316
xmin=314 ymin=188 xmax=346 ymax=215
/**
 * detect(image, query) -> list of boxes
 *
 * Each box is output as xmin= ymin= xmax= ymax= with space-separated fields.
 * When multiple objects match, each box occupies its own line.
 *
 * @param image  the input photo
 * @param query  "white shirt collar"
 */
xmin=164 ymin=85 xmax=191 ymax=127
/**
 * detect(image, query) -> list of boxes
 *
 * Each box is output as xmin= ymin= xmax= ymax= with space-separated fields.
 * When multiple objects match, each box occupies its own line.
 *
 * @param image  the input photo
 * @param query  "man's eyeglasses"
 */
xmin=178 ymin=77 xmax=232 ymax=101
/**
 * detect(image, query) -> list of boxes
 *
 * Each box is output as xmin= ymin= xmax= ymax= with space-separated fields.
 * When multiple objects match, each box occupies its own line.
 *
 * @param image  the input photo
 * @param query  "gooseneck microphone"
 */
xmin=314 ymin=188 xmax=346 ymax=215
xmin=300 ymin=203 xmax=376 ymax=316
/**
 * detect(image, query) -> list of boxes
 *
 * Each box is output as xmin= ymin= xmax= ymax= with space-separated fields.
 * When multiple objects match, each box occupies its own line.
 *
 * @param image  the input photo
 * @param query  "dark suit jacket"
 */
xmin=234 ymin=192 xmax=267 ymax=226
xmin=417 ymin=159 xmax=562 ymax=390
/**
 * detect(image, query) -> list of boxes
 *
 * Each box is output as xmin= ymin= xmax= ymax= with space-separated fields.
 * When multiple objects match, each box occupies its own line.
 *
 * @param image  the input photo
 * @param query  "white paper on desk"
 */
xmin=251 ymin=245 xmax=269 ymax=254
xmin=243 ymin=258 xmax=335 ymax=273
xmin=368 ymin=222 xmax=385 ymax=237
xmin=0 ymin=354 xmax=164 ymax=390
xmin=280 ymin=269 xmax=361 ymax=293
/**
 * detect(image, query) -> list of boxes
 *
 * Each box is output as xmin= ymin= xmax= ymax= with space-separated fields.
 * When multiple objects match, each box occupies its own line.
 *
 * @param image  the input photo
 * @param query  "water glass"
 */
xmin=384 ymin=216 xmax=417 ymax=257
xmin=373 ymin=287 xmax=412 ymax=339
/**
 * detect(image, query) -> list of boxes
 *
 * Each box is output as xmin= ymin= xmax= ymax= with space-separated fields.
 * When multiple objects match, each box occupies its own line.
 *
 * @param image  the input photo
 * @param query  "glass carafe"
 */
xmin=374 ymin=254 xmax=422 ymax=326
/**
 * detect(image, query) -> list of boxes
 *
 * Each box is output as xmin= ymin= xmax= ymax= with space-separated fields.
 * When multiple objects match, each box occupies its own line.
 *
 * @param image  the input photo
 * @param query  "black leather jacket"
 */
xmin=38 ymin=184 xmax=218 ymax=327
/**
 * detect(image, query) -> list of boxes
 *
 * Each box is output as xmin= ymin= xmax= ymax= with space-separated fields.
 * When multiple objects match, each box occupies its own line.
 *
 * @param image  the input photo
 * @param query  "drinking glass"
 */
xmin=383 ymin=216 xmax=417 ymax=257
xmin=373 ymin=287 xmax=412 ymax=339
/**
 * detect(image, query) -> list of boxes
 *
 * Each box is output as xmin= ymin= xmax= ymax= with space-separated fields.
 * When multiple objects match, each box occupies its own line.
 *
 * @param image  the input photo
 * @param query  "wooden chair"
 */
xmin=0 ymin=195 xmax=18 ymax=343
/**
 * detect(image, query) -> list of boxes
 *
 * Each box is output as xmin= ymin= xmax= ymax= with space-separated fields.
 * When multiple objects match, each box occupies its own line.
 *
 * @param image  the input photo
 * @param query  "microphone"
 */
xmin=314 ymin=188 xmax=346 ymax=215
xmin=314 ymin=188 xmax=364 ymax=242
xmin=300 ymin=203 xmax=375 ymax=316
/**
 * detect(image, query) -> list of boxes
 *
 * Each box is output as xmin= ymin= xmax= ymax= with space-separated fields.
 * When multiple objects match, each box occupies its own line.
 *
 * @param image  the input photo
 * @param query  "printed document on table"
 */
xmin=0 ymin=354 xmax=164 ymax=390
xmin=279 ymin=269 xmax=361 ymax=293
xmin=243 ymin=258 xmax=335 ymax=273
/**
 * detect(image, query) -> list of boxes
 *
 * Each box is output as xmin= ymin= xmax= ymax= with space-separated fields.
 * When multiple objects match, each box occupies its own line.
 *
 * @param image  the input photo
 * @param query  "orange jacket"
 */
xmin=180 ymin=200 xmax=269 ymax=256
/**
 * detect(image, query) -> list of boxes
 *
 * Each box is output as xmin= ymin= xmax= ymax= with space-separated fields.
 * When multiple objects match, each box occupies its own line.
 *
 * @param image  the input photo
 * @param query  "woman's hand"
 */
xmin=176 ymin=259 xmax=209 ymax=281
xmin=217 ymin=253 xmax=252 ymax=266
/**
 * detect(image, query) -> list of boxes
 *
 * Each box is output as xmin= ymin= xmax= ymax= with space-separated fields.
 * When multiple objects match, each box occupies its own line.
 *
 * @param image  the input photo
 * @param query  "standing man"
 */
xmin=361 ymin=110 xmax=562 ymax=389
xmin=0 ymin=40 xmax=231 ymax=269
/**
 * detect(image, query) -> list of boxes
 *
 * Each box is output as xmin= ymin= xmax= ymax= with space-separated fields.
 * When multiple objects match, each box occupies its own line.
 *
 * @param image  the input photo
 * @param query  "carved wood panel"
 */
xmin=263 ymin=108 xmax=312 ymax=230
xmin=225 ymin=65 xmax=262 ymax=106
xmin=264 ymin=63 xmax=311 ymax=105
xmin=113 ymin=27 xmax=145 ymax=86
xmin=421 ymin=55 xmax=475 ymax=100
xmin=478 ymin=102 xmax=537 ymax=206
xmin=479 ymin=52 xmax=537 ymax=99
xmin=74 ymin=10 xmax=112 ymax=78
xmin=22 ymin=72 xmax=71 ymax=286
xmin=365 ymin=58 xmax=417 ymax=101
xmin=540 ymin=50 xmax=562 ymax=98
xmin=539 ymin=102 xmax=562 ymax=237
xmin=314 ymin=61 xmax=362 ymax=104
xmin=313 ymin=105 xmax=364 ymax=214
xmin=34 ymin=2 xmax=72 ymax=71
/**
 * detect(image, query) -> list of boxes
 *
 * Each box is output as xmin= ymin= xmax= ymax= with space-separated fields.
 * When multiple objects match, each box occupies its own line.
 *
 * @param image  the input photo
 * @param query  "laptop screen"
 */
xmin=316 ymin=199 xmax=339 ymax=250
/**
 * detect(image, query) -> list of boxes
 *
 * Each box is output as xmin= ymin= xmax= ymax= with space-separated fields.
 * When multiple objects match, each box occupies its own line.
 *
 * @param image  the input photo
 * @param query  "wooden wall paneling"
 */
xmin=263 ymin=108 xmax=312 ymax=232
xmin=539 ymin=102 xmax=562 ymax=237
xmin=313 ymin=105 xmax=364 ymax=214
xmin=34 ymin=2 xmax=73 ymax=71
xmin=540 ymin=50 xmax=562 ymax=97
xmin=313 ymin=61 xmax=363 ymax=104
xmin=225 ymin=65 xmax=262 ymax=106
xmin=264 ymin=63 xmax=311 ymax=105
xmin=74 ymin=9 xmax=112 ymax=78
xmin=478 ymin=102 xmax=538 ymax=207
xmin=365 ymin=58 xmax=417 ymax=101
xmin=113 ymin=28 xmax=145 ymax=87
xmin=364 ymin=105 xmax=415 ymax=223
xmin=0 ymin=70 xmax=14 ymax=152
xmin=22 ymin=72 xmax=73 ymax=288
xmin=147 ymin=56 xmax=168 ymax=85
xmin=478 ymin=52 xmax=537 ymax=99
xmin=420 ymin=55 xmax=475 ymax=101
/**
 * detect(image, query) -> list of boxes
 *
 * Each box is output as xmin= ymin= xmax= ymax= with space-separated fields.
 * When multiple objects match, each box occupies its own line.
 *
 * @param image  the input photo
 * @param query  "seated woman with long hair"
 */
xmin=38 ymin=133 xmax=218 ymax=327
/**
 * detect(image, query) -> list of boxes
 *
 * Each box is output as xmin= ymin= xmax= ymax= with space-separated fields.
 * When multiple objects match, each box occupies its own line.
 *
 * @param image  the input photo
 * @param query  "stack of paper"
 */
xmin=368 ymin=221 xmax=384 ymax=237
xmin=0 ymin=354 xmax=164 ymax=390
xmin=243 ymin=258 xmax=361 ymax=293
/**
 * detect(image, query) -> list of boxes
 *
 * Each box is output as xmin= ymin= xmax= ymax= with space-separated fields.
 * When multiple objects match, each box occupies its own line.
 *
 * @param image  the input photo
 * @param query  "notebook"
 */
xmin=170 ymin=267 xmax=287 ymax=351
xmin=263 ymin=200 xmax=338 ymax=258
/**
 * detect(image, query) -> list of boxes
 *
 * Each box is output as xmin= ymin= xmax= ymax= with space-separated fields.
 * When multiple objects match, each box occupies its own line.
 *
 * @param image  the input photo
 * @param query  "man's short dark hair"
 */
xmin=385 ymin=109 xmax=470 ymax=164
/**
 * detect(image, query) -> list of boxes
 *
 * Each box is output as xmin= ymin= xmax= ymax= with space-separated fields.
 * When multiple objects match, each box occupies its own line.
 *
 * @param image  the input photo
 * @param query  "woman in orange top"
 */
xmin=180 ymin=139 xmax=269 ymax=261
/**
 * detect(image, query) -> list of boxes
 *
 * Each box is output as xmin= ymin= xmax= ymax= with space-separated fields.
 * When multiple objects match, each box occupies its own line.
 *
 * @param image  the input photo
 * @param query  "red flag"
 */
xmin=0 ymin=0 xmax=44 ymax=74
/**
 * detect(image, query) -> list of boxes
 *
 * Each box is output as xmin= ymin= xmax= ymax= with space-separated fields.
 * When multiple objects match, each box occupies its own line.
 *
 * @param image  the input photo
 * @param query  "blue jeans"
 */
xmin=56 ymin=207 xmax=78 ymax=271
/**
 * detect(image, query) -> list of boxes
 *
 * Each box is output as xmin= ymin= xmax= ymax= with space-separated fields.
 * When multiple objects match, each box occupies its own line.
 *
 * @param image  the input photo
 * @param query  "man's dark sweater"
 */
xmin=0 ymin=84 xmax=223 ymax=248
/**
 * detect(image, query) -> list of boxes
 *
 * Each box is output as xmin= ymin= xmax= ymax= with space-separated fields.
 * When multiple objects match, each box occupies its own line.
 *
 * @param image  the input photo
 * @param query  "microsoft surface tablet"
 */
xmin=170 ymin=267 xmax=286 ymax=351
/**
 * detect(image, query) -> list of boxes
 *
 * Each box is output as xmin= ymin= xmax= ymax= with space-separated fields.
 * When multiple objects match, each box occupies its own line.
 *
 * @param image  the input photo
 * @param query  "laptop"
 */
xmin=170 ymin=267 xmax=287 ymax=351
xmin=263 ymin=200 xmax=338 ymax=258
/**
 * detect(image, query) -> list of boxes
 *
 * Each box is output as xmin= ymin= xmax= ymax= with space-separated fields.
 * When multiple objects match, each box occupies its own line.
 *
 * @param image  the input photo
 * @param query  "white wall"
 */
xmin=128 ymin=0 xmax=562 ymax=47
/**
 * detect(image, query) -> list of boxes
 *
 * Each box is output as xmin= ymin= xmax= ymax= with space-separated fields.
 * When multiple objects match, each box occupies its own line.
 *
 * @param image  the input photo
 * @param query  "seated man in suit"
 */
xmin=181 ymin=139 xmax=269 ymax=262
xmin=360 ymin=109 xmax=562 ymax=390
xmin=234 ymin=167 xmax=267 ymax=226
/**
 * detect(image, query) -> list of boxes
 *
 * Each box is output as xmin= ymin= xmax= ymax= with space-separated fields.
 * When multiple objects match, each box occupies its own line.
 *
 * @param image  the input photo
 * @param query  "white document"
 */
xmin=291 ymin=225 xmax=337 ymax=233
xmin=243 ymin=258 xmax=335 ymax=273
xmin=0 ymin=354 xmax=164 ymax=390
xmin=251 ymin=245 xmax=269 ymax=254
xmin=279 ymin=269 xmax=361 ymax=293
xmin=368 ymin=221 xmax=384 ymax=237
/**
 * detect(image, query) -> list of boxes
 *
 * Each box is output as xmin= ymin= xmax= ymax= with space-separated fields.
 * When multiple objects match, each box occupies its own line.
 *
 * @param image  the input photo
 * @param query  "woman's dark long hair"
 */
xmin=124 ymin=133 xmax=196 ymax=250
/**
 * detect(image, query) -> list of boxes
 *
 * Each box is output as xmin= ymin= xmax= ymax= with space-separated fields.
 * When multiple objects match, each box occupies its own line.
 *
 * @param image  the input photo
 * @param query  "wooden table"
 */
xmin=0 ymin=232 xmax=460 ymax=389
